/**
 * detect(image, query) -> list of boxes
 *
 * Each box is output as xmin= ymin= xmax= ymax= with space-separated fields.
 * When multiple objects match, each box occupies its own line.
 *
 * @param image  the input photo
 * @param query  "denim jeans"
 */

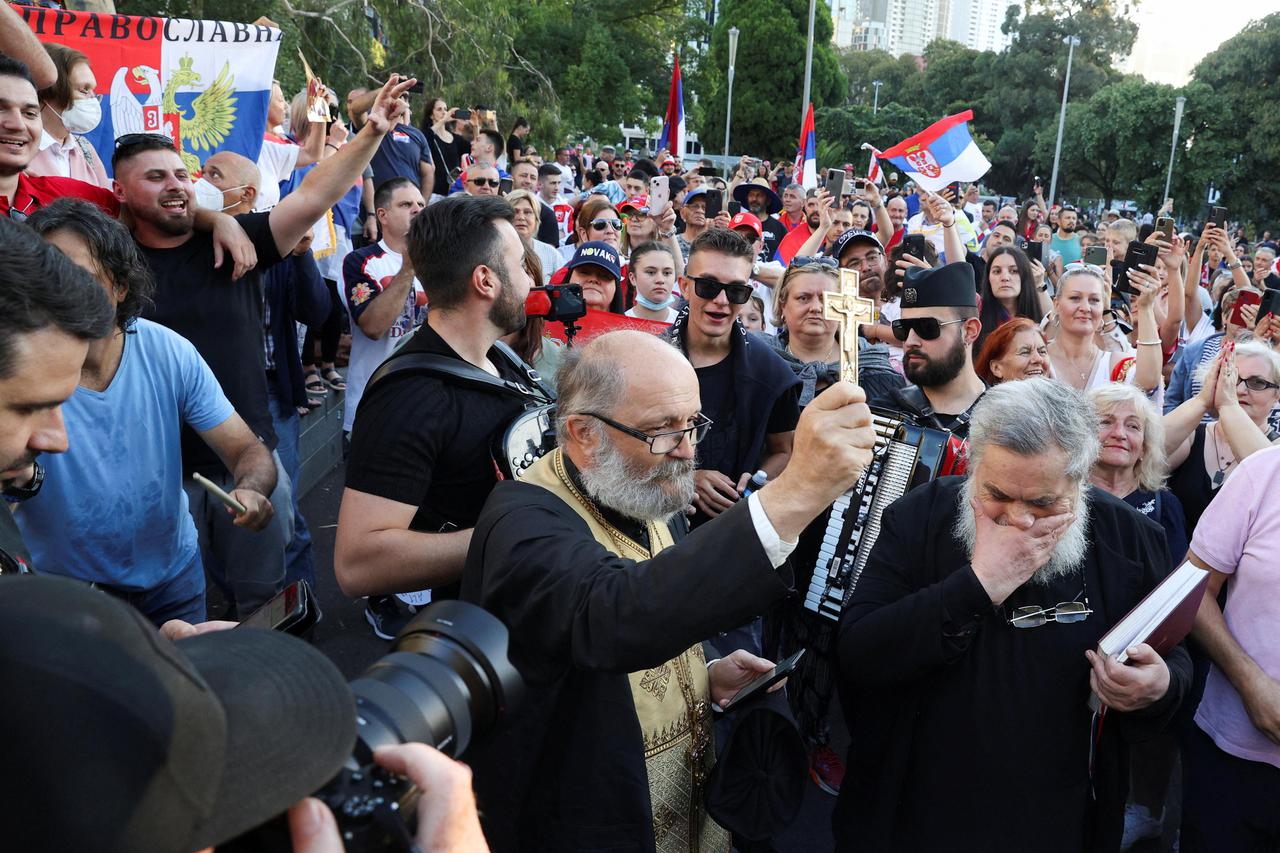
xmin=101 ymin=554 xmax=206 ymax=627
xmin=267 ymin=385 xmax=316 ymax=589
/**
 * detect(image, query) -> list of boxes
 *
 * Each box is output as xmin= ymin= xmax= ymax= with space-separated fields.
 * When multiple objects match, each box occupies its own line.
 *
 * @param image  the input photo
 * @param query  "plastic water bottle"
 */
xmin=741 ymin=469 xmax=769 ymax=498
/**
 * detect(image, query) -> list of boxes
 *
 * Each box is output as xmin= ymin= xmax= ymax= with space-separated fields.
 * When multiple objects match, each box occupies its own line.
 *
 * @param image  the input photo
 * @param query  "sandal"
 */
xmin=321 ymin=367 xmax=347 ymax=391
xmin=304 ymin=369 xmax=327 ymax=395
xmin=296 ymin=405 xmax=312 ymax=418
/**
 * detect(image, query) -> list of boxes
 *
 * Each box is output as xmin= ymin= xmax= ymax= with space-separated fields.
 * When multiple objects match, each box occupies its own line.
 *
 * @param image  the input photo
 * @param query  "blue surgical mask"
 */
xmin=636 ymin=292 xmax=675 ymax=311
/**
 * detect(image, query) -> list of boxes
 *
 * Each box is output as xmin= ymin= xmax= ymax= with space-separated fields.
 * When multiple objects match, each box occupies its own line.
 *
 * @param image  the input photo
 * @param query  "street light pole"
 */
xmin=872 ymin=80 xmax=882 ymax=114
xmin=801 ymin=0 xmax=816 ymax=130
xmin=722 ymin=26 xmax=739 ymax=179
xmin=1163 ymin=95 xmax=1187 ymax=204
xmin=1047 ymin=35 xmax=1079 ymax=208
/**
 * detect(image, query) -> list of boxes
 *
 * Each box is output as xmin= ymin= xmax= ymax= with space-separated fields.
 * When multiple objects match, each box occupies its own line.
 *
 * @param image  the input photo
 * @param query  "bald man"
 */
xmin=460 ymin=329 xmax=878 ymax=852
xmin=200 ymin=151 xmax=262 ymax=215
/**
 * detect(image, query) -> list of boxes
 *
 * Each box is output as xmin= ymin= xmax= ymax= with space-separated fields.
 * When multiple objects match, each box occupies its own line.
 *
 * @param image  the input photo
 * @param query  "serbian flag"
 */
xmin=861 ymin=142 xmax=882 ymax=185
xmin=794 ymin=103 xmax=817 ymax=190
xmin=17 ymin=5 xmax=282 ymax=177
xmin=878 ymin=110 xmax=990 ymax=193
xmin=656 ymin=53 xmax=685 ymax=158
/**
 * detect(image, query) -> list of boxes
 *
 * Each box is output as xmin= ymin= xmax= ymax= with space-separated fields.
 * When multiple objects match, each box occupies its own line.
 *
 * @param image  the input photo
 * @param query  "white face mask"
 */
xmin=55 ymin=97 xmax=102 ymax=135
xmin=193 ymin=177 xmax=248 ymax=212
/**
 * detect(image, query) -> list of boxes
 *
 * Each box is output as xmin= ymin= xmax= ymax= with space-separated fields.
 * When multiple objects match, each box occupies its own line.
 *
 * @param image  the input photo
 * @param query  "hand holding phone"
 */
xmin=1229 ymin=289 xmax=1262 ymax=328
xmin=239 ymin=580 xmax=319 ymax=637
xmin=648 ymin=175 xmax=670 ymax=212
xmin=718 ymin=648 xmax=805 ymax=713
xmin=1118 ymin=241 xmax=1160 ymax=296
xmin=825 ymin=168 xmax=845 ymax=200
xmin=704 ymin=188 xmax=724 ymax=219
xmin=1210 ymin=206 xmax=1227 ymax=229
xmin=903 ymin=233 xmax=927 ymax=259
xmin=1084 ymin=245 xmax=1107 ymax=267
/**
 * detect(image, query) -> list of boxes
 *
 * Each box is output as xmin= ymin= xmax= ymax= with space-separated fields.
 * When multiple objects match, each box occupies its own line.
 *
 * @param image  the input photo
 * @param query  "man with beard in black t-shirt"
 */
xmin=334 ymin=194 xmax=537 ymax=636
xmin=116 ymin=75 xmax=420 ymax=618
xmin=886 ymin=263 xmax=987 ymax=439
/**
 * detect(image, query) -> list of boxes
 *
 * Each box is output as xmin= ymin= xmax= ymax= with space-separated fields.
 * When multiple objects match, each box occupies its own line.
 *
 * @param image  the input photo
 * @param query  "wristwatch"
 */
xmin=3 ymin=460 xmax=43 ymax=503
xmin=1227 ymin=261 xmax=1243 ymax=270
xmin=659 ymin=228 xmax=677 ymax=239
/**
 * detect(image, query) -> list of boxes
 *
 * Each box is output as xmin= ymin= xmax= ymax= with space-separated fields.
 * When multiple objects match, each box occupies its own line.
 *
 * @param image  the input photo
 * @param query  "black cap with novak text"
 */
xmin=0 ymin=575 xmax=356 ymax=853
xmin=901 ymin=261 xmax=978 ymax=309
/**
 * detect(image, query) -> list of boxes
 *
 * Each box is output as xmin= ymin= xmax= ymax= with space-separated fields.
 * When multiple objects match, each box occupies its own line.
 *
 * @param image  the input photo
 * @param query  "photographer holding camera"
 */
xmin=0 ymin=574 xmax=489 ymax=853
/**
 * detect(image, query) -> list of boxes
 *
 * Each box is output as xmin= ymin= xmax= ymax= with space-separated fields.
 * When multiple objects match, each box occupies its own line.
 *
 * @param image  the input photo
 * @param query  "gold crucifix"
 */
xmin=822 ymin=268 xmax=877 ymax=384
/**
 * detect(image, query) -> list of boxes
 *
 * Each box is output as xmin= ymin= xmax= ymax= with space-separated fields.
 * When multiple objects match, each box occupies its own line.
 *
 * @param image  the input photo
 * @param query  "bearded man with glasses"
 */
xmin=662 ymin=228 xmax=801 ymax=530
xmin=460 ymin=329 xmax=879 ymax=852
xmin=834 ymin=378 xmax=1191 ymax=853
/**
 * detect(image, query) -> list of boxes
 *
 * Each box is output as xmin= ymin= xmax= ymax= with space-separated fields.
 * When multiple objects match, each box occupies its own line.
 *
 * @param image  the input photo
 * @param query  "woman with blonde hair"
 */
xmin=1088 ymin=383 xmax=1187 ymax=564
xmin=763 ymin=259 xmax=904 ymax=408
xmin=506 ymin=189 xmax=560 ymax=284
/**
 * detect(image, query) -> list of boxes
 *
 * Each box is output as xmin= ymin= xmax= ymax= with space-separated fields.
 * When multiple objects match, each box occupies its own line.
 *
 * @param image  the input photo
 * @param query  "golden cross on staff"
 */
xmin=822 ymin=268 xmax=877 ymax=385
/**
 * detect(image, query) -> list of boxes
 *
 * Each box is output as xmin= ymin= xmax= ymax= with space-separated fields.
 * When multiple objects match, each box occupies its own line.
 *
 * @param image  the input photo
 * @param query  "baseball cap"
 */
xmin=829 ymin=228 xmax=881 ymax=262
xmin=619 ymin=194 xmax=650 ymax=214
xmin=662 ymin=156 xmax=678 ymax=167
xmin=684 ymin=187 xmax=708 ymax=203
xmin=0 ymin=575 xmax=356 ymax=853
xmin=567 ymin=240 xmax=622 ymax=281
xmin=730 ymin=211 xmax=763 ymax=239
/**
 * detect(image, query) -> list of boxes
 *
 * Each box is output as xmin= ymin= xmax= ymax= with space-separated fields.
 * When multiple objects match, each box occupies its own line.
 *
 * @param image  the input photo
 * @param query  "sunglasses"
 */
xmin=114 ymin=132 xmax=175 ymax=149
xmin=589 ymin=218 xmax=623 ymax=232
xmin=790 ymin=255 xmax=838 ymax=268
xmin=623 ymin=209 xmax=650 ymax=219
xmin=467 ymin=177 xmax=501 ymax=187
xmin=688 ymin=275 xmax=753 ymax=305
xmin=891 ymin=317 xmax=966 ymax=342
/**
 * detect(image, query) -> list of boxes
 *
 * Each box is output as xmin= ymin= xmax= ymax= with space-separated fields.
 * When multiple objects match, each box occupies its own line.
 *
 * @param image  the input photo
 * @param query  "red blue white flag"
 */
xmin=794 ymin=102 xmax=817 ymax=190
xmin=878 ymin=110 xmax=990 ymax=192
xmin=656 ymin=53 xmax=685 ymax=160
xmin=18 ymin=5 xmax=283 ymax=177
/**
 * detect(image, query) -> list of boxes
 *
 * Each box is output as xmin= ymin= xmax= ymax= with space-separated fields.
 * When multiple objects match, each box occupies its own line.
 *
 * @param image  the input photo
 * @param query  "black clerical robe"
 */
xmin=832 ymin=478 xmax=1190 ymax=853
xmin=460 ymin=477 xmax=793 ymax=852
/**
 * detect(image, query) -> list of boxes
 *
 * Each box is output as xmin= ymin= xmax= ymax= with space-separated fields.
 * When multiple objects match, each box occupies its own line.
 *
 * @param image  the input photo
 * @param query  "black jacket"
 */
xmin=461 ymin=484 xmax=792 ymax=852
xmin=833 ymin=477 xmax=1190 ymax=853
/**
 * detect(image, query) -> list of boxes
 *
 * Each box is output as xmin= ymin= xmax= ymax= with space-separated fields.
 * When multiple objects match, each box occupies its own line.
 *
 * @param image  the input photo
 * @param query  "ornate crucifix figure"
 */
xmin=822 ymin=268 xmax=877 ymax=385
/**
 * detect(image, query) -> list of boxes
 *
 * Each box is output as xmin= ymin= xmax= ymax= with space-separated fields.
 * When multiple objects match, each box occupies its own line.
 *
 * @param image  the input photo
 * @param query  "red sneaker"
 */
xmin=809 ymin=745 xmax=845 ymax=795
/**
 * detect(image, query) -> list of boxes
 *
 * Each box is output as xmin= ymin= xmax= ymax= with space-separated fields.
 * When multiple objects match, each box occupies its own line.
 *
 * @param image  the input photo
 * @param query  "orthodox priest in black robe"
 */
xmin=833 ymin=379 xmax=1191 ymax=853
xmin=460 ymin=330 xmax=878 ymax=853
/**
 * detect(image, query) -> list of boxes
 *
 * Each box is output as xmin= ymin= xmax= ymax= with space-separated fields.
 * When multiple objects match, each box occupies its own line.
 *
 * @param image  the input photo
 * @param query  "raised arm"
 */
xmin=793 ymin=189 xmax=833 ymax=259
xmin=0 ymin=4 xmax=56 ymax=89
xmin=269 ymin=75 xmax=415 ymax=257
xmin=861 ymin=180 xmax=894 ymax=249
xmin=1125 ymin=264 xmax=1163 ymax=393
xmin=1157 ymin=234 xmax=1186 ymax=349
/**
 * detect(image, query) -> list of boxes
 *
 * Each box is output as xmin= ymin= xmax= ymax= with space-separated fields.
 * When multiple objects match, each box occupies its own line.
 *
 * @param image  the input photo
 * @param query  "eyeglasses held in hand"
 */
xmin=589 ymin=217 xmax=623 ymax=232
xmin=688 ymin=275 xmax=753 ymax=305
xmin=582 ymin=412 xmax=713 ymax=454
xmin=468 ymin=177 xmax=501 ymax=188
xmin=890 ymin=317 xmax=965 ymax=342
xmin=790 ymin=256 xmax=838 ymax=269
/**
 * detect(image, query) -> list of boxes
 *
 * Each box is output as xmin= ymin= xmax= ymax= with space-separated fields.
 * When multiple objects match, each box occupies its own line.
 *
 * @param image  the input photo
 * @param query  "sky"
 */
xmin=1120 ymin=0 xmax=1280 ymax=85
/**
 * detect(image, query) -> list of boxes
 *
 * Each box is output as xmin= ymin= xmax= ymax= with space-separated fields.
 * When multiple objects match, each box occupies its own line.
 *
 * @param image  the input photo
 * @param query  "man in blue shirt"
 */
xmin=368 ymin=94 xmax=435 ymax=194
xmin=17 ymin=200 xmax=277 ymax=626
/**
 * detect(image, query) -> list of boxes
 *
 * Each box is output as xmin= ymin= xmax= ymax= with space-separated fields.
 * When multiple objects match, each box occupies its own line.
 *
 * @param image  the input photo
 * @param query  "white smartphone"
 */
xmin=192 ymin=471 xmax=246 ymax=514
xmin=649 ymin=175 xmax=670 ymax=212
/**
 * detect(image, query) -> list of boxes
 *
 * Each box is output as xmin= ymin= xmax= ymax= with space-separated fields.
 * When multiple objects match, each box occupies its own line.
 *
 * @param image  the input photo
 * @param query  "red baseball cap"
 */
xmin=730 ymin=211 xmax=763 ymax=239
xmin=619 ymin=194 xmax=650 ymax=214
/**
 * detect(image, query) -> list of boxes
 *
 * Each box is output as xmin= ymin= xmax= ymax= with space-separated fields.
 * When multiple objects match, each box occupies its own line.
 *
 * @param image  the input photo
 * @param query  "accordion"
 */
xmin=802 ymin=409 xmax=952 ymax=622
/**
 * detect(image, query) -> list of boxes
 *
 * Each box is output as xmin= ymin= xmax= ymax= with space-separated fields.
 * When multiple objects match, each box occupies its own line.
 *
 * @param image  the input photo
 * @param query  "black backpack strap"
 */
xmin=366 ymin=351 xmax=542 ymax=402
xmin=491 ymin=340 xmax=556 ymax=402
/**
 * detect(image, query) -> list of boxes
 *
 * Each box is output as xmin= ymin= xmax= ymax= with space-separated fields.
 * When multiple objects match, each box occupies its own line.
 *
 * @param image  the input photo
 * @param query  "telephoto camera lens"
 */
xmin=346 ymin=599 xmax=524 ymax=763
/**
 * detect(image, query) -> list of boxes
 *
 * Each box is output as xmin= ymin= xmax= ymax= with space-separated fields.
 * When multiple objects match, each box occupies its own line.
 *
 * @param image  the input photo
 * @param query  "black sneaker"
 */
xmin=364 ymin=595 xmax=415 ymax=640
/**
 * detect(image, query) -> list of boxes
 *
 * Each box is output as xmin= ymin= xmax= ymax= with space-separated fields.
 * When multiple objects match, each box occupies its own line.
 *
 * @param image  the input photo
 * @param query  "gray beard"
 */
xmin=578 ymin=434 xmax=697 ymax=524
xmin=951 ymin=476 xmax=1092 ymax=587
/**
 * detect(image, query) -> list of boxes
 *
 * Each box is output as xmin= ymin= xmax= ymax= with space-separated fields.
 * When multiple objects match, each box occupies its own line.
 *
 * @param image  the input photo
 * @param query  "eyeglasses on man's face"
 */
xmin=581 ymin=412 xmax=713 ymax=454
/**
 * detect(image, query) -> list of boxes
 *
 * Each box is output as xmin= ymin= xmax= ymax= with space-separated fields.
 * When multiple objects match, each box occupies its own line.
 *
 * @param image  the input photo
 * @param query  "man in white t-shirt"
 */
xmin=340 ymin=177 xmax=427 ymax=433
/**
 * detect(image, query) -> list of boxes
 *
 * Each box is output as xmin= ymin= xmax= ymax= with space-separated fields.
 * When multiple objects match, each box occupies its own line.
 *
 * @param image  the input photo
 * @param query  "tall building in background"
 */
xmin=946 ymin=0 xmax=1012 ymax=53
xmin=835 ymin=0 xmax=1014 ymax=56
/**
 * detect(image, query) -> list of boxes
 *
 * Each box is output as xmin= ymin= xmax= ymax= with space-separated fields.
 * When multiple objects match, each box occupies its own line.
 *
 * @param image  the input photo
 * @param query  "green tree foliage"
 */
xmin=119 ymin=0 xmax=702 ymax=150
xmin=699 ymin=0 xmax=847 ymax=159
xmin=1182 ymin=14 xmax=1280 ymax=224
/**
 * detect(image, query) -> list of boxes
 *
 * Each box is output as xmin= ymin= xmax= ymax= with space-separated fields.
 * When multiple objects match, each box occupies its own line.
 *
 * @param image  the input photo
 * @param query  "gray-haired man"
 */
xmin=833 ymin=378 xmax=1191 ymax=853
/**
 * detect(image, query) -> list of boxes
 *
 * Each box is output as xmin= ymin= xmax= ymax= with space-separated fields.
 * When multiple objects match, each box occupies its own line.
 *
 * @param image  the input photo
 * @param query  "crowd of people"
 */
xmin=1 ymin=5 xmax=1279 ymax=850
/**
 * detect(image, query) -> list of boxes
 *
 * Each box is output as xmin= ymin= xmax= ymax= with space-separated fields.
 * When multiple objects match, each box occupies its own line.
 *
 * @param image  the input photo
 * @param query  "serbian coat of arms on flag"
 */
xmin=17 ymin=5 xmax=283 ymax=176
